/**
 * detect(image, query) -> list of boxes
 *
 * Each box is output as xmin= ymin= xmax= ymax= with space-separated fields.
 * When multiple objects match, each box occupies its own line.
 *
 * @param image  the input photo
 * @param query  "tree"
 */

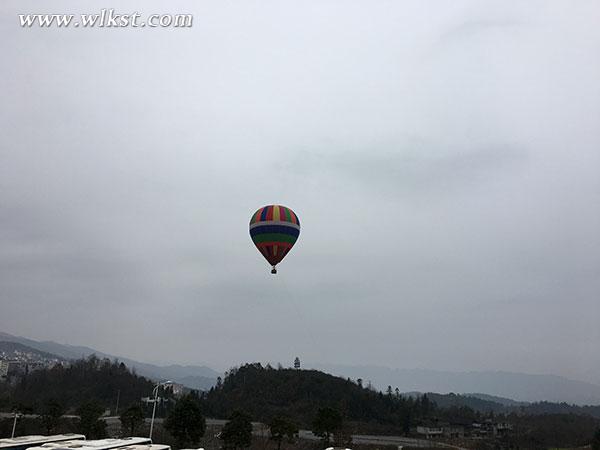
xmin=220 ymin=410 xmax=253 ymax=450
xmin=164 ymin=394 xmax=206 ymax=448
xmin=119 ymin=404 xmax=145 ymax=436
xmin=312 ymin=407 xmax=343 ymax=445
xmin=401 ymin=410 xmax=411 ymax=435
xmin=420 ymin=394 xmax=431 ymax=416
xmin=293 ymin=357 xmax=301 ymax=370
xmin=592 ymin=427 xmax=600 ymax=450
xmin=269 ymin=416 xmax=298 ymax=450
xmin=40 ymin=399 xmax=65 ymax=434
xmin=77 ymin=400 xmax=107 ymax=439
xmin=5 ymin=357 xmax=154 ymax=413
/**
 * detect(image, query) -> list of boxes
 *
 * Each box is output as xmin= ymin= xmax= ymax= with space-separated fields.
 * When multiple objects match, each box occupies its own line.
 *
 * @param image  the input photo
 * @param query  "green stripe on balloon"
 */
xmin=252 ymin=233 xmax=298 ymax=244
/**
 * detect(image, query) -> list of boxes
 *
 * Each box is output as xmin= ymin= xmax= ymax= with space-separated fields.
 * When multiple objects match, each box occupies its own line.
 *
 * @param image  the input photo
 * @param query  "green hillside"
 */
xmin=0 ymin=355 xmax=156 ymax=413
xmin=198 ymin=363 xmax=600 ymax=445
xmin=201 ymin=363 xmax=473 ymax=432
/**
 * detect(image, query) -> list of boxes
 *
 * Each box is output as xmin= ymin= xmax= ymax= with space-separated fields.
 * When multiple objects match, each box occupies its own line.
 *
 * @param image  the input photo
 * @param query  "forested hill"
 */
xmin=201 ymin=363 xmax=468 ymax=431
xmin=0 ymin=356 xmax=155 ymax=412
xmin=200 ymin=363 xmax=600 ymax=431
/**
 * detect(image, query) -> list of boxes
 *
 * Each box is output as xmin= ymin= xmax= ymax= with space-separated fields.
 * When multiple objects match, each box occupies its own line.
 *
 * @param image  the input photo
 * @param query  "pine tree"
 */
xmin=77 ymin=401 xmax=107 ymax=439
xmin=269 ymin=416 xmax=298 ymax=450
xmin=312 ymin=407 xmax=343 ymax=445
xmin=164 ymin=394 xmax=206 ymax=448
xmin=119 ymin=404 xmax=144 ymax=436
xmin=220 ymin=410 xmax=253 ymax=450
xmin=592 ymin=427 xmax=600 ymax=450
xmin=293 ymin=357 xmax=300 ymax=370
xmin=40 ymin=399 xmax=64 ymax=434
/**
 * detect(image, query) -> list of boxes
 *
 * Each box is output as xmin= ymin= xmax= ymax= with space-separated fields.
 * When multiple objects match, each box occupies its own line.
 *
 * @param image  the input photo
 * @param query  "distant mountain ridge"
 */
xmin=467 ymin=392 xmax=528 ymax=407
xmin=402 ymin=391 xmax=600 ymax=417
xmin=311 ymin=363 xmax=600 ymax=405
xmin=403 ymin=391 xmax=524 ymax=413
xmin=4 ymin=331 xmax=600 ymax=404
xmin=0 ymin=331 xmax=220 ymax=390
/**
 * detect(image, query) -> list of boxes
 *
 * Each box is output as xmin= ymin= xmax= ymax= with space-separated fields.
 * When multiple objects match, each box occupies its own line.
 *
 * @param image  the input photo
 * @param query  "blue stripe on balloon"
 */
xmin=260 ymin=207 xmax=269 ymax=221
xmin=249 ymin=224 xmax=300 ymax=238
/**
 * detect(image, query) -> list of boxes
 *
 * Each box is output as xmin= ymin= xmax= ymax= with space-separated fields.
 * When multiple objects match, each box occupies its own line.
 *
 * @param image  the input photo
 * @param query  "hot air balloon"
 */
xmin=249 ymin=205 xmax=300 ymax=274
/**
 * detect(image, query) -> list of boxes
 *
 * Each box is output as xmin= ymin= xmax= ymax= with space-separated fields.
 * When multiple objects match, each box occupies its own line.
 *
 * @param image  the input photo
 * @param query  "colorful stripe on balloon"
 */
xmin=250 ymin=205 xmax=299 ymax=226
xmin=249 ymin=205 xmax=300 ymax=267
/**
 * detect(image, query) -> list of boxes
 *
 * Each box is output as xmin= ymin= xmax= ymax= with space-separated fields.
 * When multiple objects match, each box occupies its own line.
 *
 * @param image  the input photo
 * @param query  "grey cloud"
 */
xmin=0 ymin=0 xmax=599 ymax=383
xmin=282 ymin=141 xmax=526 ymax=196
xmin=439 ymin=19 xmax=523 ymax=43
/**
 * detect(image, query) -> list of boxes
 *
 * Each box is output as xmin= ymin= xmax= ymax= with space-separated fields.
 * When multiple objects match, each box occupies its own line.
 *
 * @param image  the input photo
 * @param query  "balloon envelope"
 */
xmin=249 ymin=205 xmax=300 ymax=272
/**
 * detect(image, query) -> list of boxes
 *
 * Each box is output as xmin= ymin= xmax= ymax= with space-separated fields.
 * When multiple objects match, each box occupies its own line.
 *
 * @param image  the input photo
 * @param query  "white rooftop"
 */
xmin=0 ymin=436 xmax=85 ymax=448
xmin=30 ymin=438 xmax=151 ymax=450
xmin=118 ymin=446 xmax=170 ymax=450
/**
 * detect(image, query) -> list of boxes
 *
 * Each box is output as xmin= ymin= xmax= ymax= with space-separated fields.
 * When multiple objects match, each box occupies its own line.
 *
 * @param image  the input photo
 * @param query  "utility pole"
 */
xmin=11 ymin=412 xmax=21 ymax=438
xmin=149 ymin=381 xmax=172 ymax=440
xmin=115 ymin=389 xmax=121 ymax=415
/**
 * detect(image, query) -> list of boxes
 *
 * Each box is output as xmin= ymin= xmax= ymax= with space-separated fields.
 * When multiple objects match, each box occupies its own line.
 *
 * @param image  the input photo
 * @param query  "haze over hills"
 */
xmin=0 ymin=331 xmax=219 ymax=390
xmin=311 ymin=363 xmax=600 ymax=405
xmin=402 ymin=391 xmax=527 ymax=413
xmin=3 ymin=331 xmax=600 ymax=404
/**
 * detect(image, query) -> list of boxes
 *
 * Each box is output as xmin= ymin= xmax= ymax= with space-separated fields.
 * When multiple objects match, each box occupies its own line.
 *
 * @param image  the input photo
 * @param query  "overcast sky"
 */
xmin=1 ymin=0 xmax=599 ymax=384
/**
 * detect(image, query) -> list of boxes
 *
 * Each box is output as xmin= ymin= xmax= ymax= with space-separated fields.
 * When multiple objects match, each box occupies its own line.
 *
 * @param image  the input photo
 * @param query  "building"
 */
xmin=493 ymin=422 xmax=513 ymax=436
xmin=416 ymin=425 xmax=464 ymax=439
xmin=416 ymin=426 xmax=443 ymax=438
xmin=0 ymin=361 xmax=9 ymax=380
xmin=163 ymin=381 xmax=185 ymax=397
xmin=470 ymin=421 xmax=513 ymax=437
xmin=443 ymin=426 xmax=464 ymax=438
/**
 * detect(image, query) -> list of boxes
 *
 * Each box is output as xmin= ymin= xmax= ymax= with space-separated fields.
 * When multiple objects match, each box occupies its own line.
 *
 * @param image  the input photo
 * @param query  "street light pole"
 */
xmin=115 ymin=389 xmax=121 ymax=415
xmin=11 ymin=412 xmax=20 ymax=438
xmin=149 ymin=381 xmax=172 ymax=441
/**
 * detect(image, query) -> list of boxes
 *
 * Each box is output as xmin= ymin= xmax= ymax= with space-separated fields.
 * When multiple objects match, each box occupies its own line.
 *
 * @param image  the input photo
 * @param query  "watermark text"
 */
xmin=19 ymin=10 xmax=193 ymax=28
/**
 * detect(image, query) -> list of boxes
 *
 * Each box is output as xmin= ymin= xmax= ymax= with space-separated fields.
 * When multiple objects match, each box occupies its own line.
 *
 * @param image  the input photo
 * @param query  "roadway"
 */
xmin=3 ymin=415 xmax=464 ymax=449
